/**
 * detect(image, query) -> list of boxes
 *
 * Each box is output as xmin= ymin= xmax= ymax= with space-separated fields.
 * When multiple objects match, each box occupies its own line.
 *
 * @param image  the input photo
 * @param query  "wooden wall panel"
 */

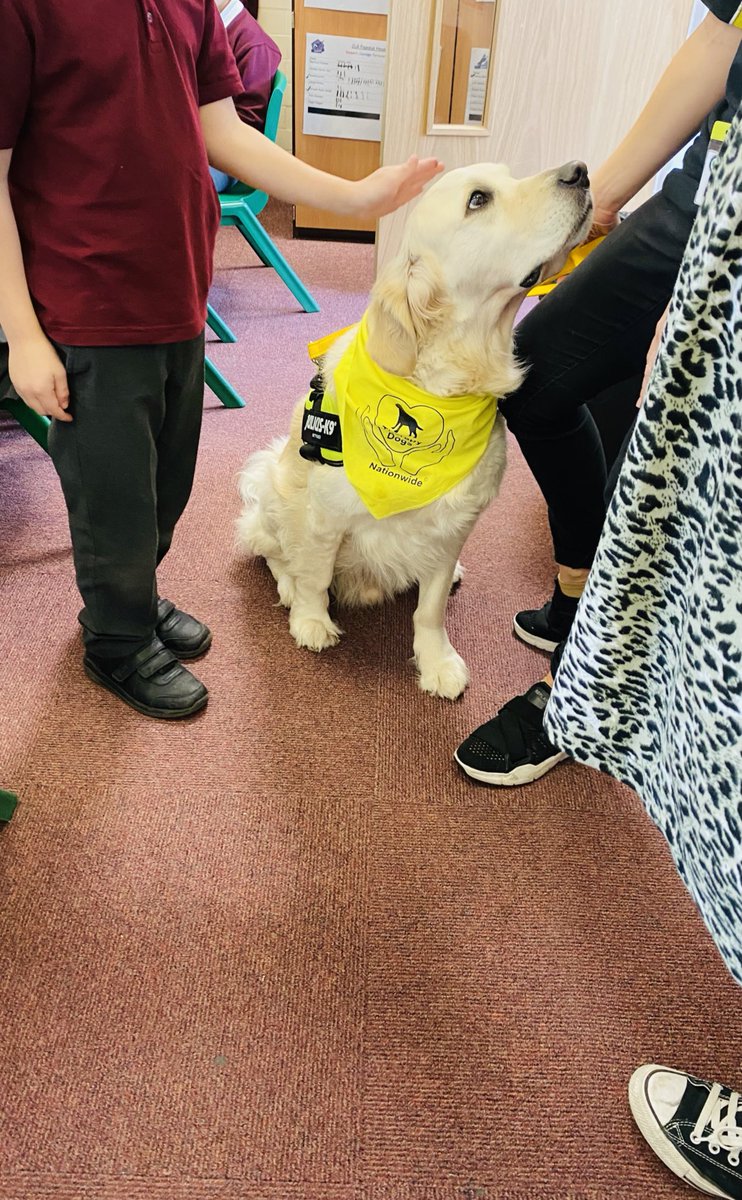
xmin=378 ymin=0 xmax=695 ymax=267
xmin=448 ymin=0 xmax=498 ymax=126
xmin=293 ymin=3 xmax=387 ymax=234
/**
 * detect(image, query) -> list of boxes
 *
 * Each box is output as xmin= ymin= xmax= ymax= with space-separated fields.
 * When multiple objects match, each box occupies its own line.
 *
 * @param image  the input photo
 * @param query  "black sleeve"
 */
xmin=701 ymin=0 xmax=742 ymax=26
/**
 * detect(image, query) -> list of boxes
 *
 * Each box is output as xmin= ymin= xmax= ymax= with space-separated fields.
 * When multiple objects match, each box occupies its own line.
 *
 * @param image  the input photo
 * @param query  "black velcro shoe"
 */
xmin=84 ymin=637 xmax=208 ymax=719
xmin=454 ymin=682 xmax=568 ymax=786
xmin=156 ymin=598 xmax=212 ymax=660
xmin=513 ymin=578 xmax=580 ymax=652
xmin=629 ymin=1065 xmax=742 ymax=1199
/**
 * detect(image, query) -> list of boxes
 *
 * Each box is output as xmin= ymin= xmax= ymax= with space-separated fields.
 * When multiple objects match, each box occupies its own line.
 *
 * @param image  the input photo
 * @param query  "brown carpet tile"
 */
xmin=1 ymin=204 xmax=739 ymax=1200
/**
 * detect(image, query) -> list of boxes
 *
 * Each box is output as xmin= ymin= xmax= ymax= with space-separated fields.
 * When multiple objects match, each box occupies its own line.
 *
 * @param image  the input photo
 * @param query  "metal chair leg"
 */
xmin=206 ymin=303 xmax=237 ymax=344
xmin=205 ymin=357 xmax=245 ymax=409
xmin=2 ymin=400 xmax=51 ymax=452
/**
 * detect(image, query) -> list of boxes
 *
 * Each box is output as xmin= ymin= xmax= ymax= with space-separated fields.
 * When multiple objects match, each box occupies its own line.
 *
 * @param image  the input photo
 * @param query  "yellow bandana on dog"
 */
xmin=527 ymin=235 xmax=605 ymax=296
xmin=304 ymin=317 xmax=498 ymax=520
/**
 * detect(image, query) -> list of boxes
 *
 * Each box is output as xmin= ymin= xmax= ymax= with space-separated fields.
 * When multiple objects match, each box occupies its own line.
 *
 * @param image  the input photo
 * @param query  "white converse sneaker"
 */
xmin=629 ymin=1064 xmax=742 ymax=1199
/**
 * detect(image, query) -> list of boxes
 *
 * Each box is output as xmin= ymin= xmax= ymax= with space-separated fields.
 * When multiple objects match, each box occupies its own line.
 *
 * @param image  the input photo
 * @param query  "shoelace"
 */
xmin=691 ymin=1083 xmax=742 ymax=1167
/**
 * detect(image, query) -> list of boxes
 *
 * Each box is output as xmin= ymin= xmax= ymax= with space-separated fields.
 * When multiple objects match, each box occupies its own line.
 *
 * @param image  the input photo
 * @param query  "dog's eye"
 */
xmin=467 ymin=189 xmax=490 ymax=211
xmin=519 ymin=265 xmax=542 ymax=289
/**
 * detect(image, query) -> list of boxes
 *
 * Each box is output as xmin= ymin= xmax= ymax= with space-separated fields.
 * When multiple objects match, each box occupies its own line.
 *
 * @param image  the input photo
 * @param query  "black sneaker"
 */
xmin=514 ymin=578 xmax=580 ymax=652
xmin=454 ymin=682 xmax=568 ymax=786
xmin=629 ymin=1065 xmax=742 ymax=1199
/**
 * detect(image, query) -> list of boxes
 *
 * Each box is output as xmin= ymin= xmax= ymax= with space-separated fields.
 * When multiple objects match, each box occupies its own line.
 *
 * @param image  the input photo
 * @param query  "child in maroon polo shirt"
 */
xmin=222 ymin=0 xmax=280 ymax=132
xmin=0 ymin=0 xmax=441 ymax=719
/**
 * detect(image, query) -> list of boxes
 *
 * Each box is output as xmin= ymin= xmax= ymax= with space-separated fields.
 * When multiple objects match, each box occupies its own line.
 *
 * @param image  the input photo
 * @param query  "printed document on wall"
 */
xmin=303 ymin=34 xmax=386 ymax=142
xmin=465 ymin=47 xmax=490 ymax=124
xmin=305 ymin=0 xmax=388 ymax=11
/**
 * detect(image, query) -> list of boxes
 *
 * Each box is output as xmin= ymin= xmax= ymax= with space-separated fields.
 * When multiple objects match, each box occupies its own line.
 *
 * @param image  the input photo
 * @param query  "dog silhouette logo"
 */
xmin=392 ymin=403 xmax=423 ymax=439
xmin=361 ymin=393 xmax=455 ymax=478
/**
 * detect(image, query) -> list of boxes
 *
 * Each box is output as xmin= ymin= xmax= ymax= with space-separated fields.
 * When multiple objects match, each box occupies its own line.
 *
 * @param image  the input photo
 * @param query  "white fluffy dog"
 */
xmin=237 ymin=161 xmax=592 ymax=699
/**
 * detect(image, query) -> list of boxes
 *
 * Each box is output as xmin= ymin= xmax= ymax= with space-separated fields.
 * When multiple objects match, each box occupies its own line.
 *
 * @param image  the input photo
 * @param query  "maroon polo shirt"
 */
xmin=0 ymin=0 xmax=243 ymax=346
xmin=226 ymin=8 xmax=281 ymax=132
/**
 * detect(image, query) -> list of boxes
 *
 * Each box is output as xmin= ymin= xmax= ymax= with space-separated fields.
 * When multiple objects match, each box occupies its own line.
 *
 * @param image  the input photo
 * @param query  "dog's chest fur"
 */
xmin=308 ymin=413 xmax=507 ymax=597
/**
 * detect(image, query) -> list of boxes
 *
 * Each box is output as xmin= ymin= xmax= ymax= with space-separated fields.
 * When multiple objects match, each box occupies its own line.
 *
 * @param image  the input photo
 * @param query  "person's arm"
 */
xmin=591 ymin=11 xmax=742 ymax=229
xmin=0 ymin=149 xmax=71 ymax=420
xmin=200 ymin=97 xmax=443 ymax=218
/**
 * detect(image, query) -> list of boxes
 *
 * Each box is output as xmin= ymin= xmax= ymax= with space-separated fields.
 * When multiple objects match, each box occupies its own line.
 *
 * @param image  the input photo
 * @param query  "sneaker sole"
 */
xmin=628 ymin=1065 xmax=733 ymax=1199
xmin=453 ymin=749 xmax=568 ymax=787
xmin=84 ymin=661 xmax=209 ymax=720
xmin=512 ymin=617 xmax=560 ymax=653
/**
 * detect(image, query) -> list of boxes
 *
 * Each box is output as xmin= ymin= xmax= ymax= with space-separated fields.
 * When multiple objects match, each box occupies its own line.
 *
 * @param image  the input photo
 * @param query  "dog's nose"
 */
xmin=557 ymin=160 xmax=590 ymax=189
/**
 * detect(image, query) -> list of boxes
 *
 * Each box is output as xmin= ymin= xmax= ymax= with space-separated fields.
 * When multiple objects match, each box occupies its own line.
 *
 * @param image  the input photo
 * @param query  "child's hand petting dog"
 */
xmin=9 ymin=335 xmax=72 ymax=422
xmin=350 ymin=156 xmax=444 ymax=219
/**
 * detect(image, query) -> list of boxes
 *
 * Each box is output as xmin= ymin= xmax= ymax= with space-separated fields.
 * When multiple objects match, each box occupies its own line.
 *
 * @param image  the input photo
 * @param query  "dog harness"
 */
xmin=299 ymin=316 xmax=498 ymax=520
xmin=299 ymin=372 xmax=344 ymax=469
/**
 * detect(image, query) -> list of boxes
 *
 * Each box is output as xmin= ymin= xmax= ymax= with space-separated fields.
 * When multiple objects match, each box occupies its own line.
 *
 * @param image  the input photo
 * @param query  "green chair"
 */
xmin=205 ymin=305 xmax=244 ymax=405
xmin=205 ymin=307 xmax=246 ymax=407
xmin=205 ymin=356 xmax=244 ymax=408
xmin=1 ymin=347 xmax=244 ymax=444
xmin=0 ymin=788 xmax=18 ymax=824
xmin=218 ymin=70 xmax=319 ymax=315
xmin=2 ymin=397 xmax=51 ymax=451
xmin=206 ymin=302 xmax=236 ymax=344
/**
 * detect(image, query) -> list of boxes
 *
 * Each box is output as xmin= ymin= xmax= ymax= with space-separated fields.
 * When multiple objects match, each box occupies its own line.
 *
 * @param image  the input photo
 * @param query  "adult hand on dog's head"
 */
xmin=8 ymin=335 xmax=72 ymax=422
xmin=584 ymin=178 xmax=621 ymax=242
xmin=586 ymin=206 xmax=620 ymax=241
xmin=349 ymin=156 xmax=444 ymax=220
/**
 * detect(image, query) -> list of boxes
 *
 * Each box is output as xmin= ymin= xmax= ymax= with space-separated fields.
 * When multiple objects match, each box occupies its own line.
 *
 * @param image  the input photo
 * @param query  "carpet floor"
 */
xmin=0 ymin=205 xmax=739 ymax=1200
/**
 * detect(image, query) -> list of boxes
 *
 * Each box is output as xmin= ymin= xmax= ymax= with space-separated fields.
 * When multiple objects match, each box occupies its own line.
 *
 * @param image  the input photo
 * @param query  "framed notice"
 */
xmin=305 ymin=0 xmax=388 ymax=11
xmin=303 ymin=33 xmax=387 ymax=142
xmin=464 ymin=47 xmax=490 ymax=124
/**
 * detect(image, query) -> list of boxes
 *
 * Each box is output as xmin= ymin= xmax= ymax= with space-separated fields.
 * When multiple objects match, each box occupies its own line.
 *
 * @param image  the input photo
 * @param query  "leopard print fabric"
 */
xmin=545 ymin=110 xmax=742 ymax=984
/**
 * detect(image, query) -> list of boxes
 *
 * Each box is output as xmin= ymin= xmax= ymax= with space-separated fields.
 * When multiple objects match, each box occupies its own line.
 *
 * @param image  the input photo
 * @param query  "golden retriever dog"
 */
xmin=236 ymin=161 xmax=592 ymax=699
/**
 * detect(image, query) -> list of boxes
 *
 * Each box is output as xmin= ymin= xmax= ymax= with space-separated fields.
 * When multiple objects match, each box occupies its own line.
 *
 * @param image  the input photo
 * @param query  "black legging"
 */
xmin=501 ymin=175 xmax=698 ymax=569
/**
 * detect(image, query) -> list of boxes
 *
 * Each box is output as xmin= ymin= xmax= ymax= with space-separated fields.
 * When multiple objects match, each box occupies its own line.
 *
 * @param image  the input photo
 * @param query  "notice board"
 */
xmin=293 ymin=0 xmax=388 ymax=238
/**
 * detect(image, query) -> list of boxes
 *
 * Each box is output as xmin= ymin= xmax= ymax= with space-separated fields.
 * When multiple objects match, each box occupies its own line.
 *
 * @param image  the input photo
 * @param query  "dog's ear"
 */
xmin=366 ymin=253 xmax=448 ymax=377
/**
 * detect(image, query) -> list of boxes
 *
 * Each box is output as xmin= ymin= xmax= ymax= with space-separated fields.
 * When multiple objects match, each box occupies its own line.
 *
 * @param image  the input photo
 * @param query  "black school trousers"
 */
xmin=2 ymin=335 xmax=205 ymax=658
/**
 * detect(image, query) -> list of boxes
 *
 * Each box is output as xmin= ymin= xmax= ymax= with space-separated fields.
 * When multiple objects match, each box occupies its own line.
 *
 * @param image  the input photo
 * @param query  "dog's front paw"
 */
xmin=417 ymin=651 xmax=470 ymax=700
xmin=290 ymin=612 xmax=343 ymax=652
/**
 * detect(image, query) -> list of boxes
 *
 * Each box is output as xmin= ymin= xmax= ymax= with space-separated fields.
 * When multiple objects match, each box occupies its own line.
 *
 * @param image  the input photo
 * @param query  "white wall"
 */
xmin=259 ymin=0 xmax=293 ymax=151
xmin=378 ymin=0 xmax=695 ymax=267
